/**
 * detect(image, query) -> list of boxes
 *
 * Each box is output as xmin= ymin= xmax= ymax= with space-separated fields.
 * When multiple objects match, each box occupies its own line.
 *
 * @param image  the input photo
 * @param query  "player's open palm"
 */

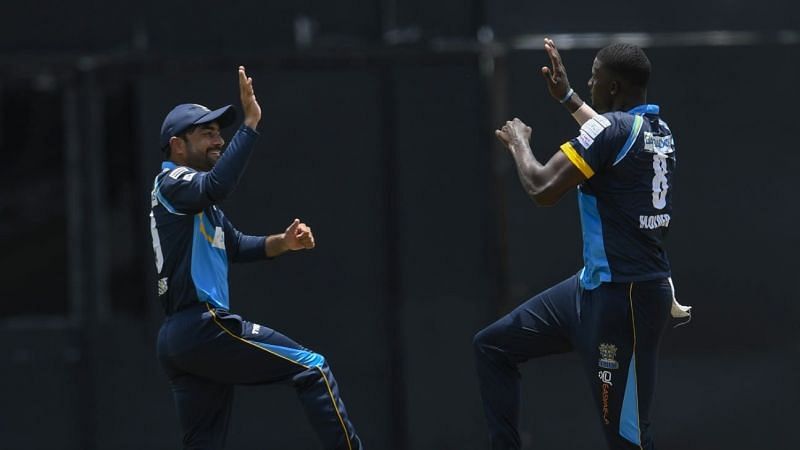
xmin=238 ymin=65 xmax=261 ymax=129
xmin=541 ymin=38 xmax=572 ymax=101
xmin=284 ymin=218 xmax=316 ymax=251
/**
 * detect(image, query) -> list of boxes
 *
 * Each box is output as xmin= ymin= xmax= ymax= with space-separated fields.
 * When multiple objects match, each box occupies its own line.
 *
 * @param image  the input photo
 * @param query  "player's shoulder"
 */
xmin=576 ymin=112 xmax=632 ymax=149
xmin=601 ymin=111 xmax=636 ymax=133
xmin=579 ymin=111 xmax=633 ymax=136
xmin=162 ymin=165 xmax=201 ymax=184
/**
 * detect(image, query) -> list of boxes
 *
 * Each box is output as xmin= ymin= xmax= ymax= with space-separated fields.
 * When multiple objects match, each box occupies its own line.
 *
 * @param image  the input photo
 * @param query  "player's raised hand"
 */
xmin=495 ymin=118 xmax=532 ymax=153
xmin=238 ymin=65 xmax=261 ymax=130
xmin=283 ymin=218 xmax=316 ymax=251
xmin=541 ymin=38 xmax=573 ymax=102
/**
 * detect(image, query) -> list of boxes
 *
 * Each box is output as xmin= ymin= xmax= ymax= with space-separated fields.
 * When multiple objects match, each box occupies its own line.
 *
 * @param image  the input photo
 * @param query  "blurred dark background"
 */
xmin=1 ymin=1 xmax=798 ymax=449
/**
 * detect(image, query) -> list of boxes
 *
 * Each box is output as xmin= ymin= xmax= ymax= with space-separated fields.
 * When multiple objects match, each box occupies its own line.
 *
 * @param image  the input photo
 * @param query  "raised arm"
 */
xmin=541 ymin=38 xmax=599 ymax=125
xmin=238 ymin=65 xmax=262 ymax=131
xmin=201 ymin=66 xmax=263 ymax=202
xmin=158 ymin=66 xmax=263 ymax=214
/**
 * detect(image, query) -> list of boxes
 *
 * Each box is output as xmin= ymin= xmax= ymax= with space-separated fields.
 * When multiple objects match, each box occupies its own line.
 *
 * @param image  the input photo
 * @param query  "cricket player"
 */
xmin=474 ymin=39 xmax=683 ymax=449
xmin=150 ymin=66 xmax=362 ymax=450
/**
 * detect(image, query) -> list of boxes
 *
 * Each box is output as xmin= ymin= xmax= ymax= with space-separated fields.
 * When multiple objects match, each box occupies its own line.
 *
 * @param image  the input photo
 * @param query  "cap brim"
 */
xmin=193 ymin=105 xmax=237 ymax=129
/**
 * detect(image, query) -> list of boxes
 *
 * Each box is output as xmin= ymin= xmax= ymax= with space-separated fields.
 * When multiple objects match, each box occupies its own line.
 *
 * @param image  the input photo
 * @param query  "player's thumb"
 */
xmin=287 ymin=218 xmax=300 ymax=231
xmin=541 ymin=66 xmax=552 ymax=81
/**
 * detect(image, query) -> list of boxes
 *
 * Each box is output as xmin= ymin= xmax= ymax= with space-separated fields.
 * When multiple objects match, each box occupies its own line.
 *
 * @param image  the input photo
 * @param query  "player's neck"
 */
xmin=611 ymin=94 xmax=647 ymax=113
xmin=169 ymin=156 xmax=189 ymax=168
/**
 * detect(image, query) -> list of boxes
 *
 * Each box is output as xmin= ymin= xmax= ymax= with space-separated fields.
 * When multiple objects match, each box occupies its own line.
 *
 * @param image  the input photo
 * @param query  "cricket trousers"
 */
xmin=157 ymin=302 xmax=363 ymax=450
xmin=473 ymin=274 xmax=672 ymax=449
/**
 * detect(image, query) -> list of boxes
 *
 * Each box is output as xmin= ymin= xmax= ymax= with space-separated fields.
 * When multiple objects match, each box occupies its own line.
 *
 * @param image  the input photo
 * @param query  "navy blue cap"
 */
xmin=160 ymin=103 xmax=237 ymax=149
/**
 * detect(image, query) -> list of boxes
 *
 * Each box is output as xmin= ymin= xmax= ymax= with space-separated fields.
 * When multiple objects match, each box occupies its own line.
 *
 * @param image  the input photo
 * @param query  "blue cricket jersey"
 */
xmin=559 ymin=104 xmax=676 ymax=290
xmin=149 ymin=125 xmax=267 ymax=314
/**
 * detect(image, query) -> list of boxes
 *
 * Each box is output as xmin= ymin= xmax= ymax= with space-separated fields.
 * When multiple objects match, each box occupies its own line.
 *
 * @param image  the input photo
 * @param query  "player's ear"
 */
xmin=609 ymin=80 xmax=620 ymax=96
xmin=168 ymin=136 xmax=186 ymax=158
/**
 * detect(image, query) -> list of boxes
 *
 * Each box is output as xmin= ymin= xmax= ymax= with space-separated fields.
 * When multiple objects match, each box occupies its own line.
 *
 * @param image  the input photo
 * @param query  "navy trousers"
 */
xmin=473 ymin=274 xmax=672 ymax=449
xmin=157 ymin=302 xmax=363 ymax=450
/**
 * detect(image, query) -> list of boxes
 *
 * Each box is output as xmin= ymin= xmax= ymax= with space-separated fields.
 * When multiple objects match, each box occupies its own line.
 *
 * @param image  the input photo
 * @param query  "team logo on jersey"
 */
xmin=598 ymin=343 xmax=619 ymax=370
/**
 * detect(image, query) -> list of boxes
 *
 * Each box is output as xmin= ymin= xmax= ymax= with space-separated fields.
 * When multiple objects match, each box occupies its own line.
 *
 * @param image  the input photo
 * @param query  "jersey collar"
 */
xmin=627 ymin=104 xmax=660 ymax=116
xmin=161 ymin=161 xmax=178 ymax=171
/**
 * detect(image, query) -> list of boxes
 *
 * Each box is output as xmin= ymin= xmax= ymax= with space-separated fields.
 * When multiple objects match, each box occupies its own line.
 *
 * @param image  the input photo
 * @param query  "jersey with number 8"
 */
xmin=559 ymin=104 xmax=676 ymax=290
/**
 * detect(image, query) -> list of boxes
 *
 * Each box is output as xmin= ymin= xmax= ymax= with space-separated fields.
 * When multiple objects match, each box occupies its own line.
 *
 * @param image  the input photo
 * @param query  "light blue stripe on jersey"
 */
xmin=152 ymin=171 xmax=183 ymax=215
xmin=190 ymin=213 xmax=230 ymax=309
xmin=627 ymin=104 xmax=660 ymax=115
xmin=578 ymin=191 xmax=612 ymax=290
xmin=613 ymin=115 xmax=644 ymax=166
xmin=156 ymin=186 xmax=180 ymax=214
xmin=620 ymin=355 xmax=642 ymax=445
xmin=251 ymin=341 xmax=325 ymax=368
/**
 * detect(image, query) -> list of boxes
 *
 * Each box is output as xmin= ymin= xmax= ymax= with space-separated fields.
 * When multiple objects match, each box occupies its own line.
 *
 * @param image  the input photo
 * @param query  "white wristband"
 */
xmin=571 ymin=102 xmax=598 ymax=126
xmin=559 ymin=88 xmax=575 ymax=104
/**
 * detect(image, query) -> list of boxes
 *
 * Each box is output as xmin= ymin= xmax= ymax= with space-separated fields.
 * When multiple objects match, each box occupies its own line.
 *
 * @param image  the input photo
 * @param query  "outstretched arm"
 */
xmin=496 ymin=118 xmax=585 ymax=206
xmin=265 ymin=218 xmax=316 ymax=258
xmin=238 ymin=65 xmax=262 ymax=131
xmin=158 ymin=66 xmax=263 ymax=213
xmin=540 ymin=38 xmax=599 ymax=125
xmin=201 ymin=65 xmax=263 ymax=201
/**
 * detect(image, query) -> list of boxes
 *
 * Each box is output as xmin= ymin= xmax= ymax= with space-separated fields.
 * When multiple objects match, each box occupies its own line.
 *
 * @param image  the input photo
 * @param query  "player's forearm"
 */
xmin=510 ymin=146 xmax=552 ymax=204
xmin=204 ymin=125 xmax=259 ymax=201
xmin=244 ymin=118 xmax=259 ymax=131
xmin=562 ymin=93 xmax=598 ymax=125
xmin=265 ymin=233 xmax=290 ymax=258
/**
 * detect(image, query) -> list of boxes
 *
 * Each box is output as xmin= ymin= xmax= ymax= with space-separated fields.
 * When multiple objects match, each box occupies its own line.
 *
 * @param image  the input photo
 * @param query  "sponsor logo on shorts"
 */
xmin=597 ymin=343 xmax=618 ymax=425
xmin=599 ymin=374 xmax=612 ymax=425
xmin=158 ymin=277 xmax=168 ymax=296
xmin=598 ymin=343 xmax=619 ymax=370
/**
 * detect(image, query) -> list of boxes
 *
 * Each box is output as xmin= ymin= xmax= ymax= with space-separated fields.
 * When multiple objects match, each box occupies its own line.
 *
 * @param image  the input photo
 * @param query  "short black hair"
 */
xmin=177 ymin=125 xmax=199 ymax=140
xmin=596 ymin=43 xmax=651 ymax=88
xmin=162 ymin=125 xmax=199 ymax=159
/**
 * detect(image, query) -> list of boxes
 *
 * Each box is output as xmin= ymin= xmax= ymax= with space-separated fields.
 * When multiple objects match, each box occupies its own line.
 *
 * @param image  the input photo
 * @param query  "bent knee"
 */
xmin=473 ymin=326 xmax=497 ymax=353
xmin=307 ymin=351 xmax=326 ymax=369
